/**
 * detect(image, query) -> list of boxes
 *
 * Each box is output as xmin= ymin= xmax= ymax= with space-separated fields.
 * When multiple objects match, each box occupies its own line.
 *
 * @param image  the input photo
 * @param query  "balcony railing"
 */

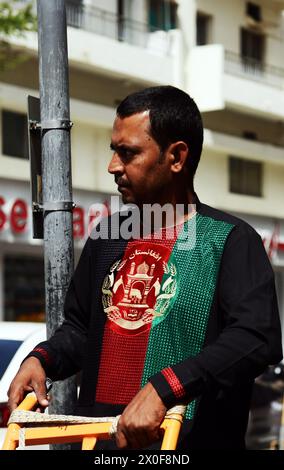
xmin=225 ymin=51 xmax=284 ymax=89
xmin=65 ymin=2 xmax=172 ymax=56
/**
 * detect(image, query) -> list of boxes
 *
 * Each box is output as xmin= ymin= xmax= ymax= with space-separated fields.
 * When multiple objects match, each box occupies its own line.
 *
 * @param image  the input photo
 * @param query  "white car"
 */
xmin=0 ymin=321 xmax=46 ymax=449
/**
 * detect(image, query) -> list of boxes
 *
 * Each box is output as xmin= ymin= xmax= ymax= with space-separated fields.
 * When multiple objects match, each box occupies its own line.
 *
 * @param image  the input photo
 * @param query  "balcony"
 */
xmin=66 ymin=2 xmax=171 ymax=55
xmin=10 ymin=1 xmax=179 ymax=86
xmin=203 ymin=129 xmax=284 ymax=166
xmin=224 ymin=51 xmax=284 ymax=90
xmin=188 ymin=45 xmax=284 ymax=120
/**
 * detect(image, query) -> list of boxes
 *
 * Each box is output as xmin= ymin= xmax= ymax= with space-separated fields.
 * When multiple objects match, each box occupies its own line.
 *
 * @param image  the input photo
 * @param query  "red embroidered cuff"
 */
xmin=161 ymin=367 xmax=186 ymax=399
xmin=32 ymin=347 xmax=51 ymax=365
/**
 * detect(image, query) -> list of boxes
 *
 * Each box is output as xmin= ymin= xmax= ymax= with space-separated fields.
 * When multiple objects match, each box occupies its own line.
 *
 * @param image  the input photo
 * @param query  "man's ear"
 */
xmin=168 ymin=141 xmax=189 ymax=173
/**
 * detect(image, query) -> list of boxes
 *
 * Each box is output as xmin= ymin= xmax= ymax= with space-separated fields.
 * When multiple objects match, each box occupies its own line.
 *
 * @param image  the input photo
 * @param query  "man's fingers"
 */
xmin=8 ymin=396 xmax=21 ymax=412
xmin=116 ymin=419 xmax=160 ymax=449
xmin=127 ymin=431 xmax=149 ymax=450
xmin=8 ymin=384 xmax=24 ymax=412
xmin=125 ymin=428 xmax=160 ymax=449
xmin=7 ymin=357 xmax=48 ymax=412
xmin=8 ymin=401 xmax=18 ymax=412
xmin=23 ymin=384 xmax=34 ymax=393
xmin=8 ymin=382 xmax=43 ymax=412
xmin=35 ymin=396 xmax=50 ymax=413
xmin=32 ymin=380 xmax=49 ymax=407
xmin=115 ymin=428 xmax=129 ymax=449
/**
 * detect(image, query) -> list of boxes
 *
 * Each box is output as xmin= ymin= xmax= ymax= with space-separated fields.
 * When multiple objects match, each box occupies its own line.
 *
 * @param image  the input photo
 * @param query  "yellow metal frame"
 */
xmin=2 ymin=393 xmax=184 ymax=450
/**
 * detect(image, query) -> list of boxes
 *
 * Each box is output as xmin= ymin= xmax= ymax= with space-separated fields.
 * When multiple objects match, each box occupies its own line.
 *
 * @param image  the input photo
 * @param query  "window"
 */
xmin=241 ymin=28 xmax=265 ymax=69
xmin=66 ymin=0 xmax=83 ymax=5
xmin=246 ymin=2 xmax=262 ymax=22
xmin=66 ymin=0 xmax=84 ymax=29
xmin=243 ymin=131 xmax=258 ymax=141
xmin=229 ymin=156 xmax=263 ymax=197
xmin=117 ymin=0 xmax=124 ymax=41
xmin=196 ymin=12 xmax=211 ymax=45
xmin=2 ymin=110 xmax=29 ymax=159
xmin=149 ymin=0 xmax=177 ymax=31
xmin=4 ymin=255 xmax=45 ymax=322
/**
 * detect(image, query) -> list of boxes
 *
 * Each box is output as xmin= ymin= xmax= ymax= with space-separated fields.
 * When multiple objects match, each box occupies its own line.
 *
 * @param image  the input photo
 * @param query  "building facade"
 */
xmin=0 ymin=0 xmax=284 ymax=344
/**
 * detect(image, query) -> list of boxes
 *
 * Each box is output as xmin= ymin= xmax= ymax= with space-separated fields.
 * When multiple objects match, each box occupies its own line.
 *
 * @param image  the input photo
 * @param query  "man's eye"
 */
xmin=121 ymin=150 xmax=135 ymax=160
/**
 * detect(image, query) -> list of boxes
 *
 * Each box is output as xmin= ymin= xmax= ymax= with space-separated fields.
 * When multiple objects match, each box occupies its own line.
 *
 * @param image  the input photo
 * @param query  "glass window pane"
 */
xmin=197 ymin=13 xmax=210 ymax=45
xmin=229 ymin=156 xmax=262 ymax=197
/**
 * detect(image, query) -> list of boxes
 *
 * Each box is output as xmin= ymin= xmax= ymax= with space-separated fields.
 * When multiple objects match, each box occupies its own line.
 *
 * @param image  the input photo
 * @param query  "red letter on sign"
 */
xmin=0 ymin=197 xmax=7 ymax=231
xmin=73 ymin=206 xmax=85 ymax=239
xmin=10 ymin=199 xmax=28 ymax=233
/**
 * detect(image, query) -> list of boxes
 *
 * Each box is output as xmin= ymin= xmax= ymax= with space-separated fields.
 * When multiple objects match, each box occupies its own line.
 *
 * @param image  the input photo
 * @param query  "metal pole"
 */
xmin=37 ymin=0 xmax=77 ymax=450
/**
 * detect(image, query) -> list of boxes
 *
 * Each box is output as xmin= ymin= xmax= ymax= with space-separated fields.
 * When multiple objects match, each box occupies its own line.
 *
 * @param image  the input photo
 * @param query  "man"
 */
xmin=8 ymin=86 xmax=282 ymax=449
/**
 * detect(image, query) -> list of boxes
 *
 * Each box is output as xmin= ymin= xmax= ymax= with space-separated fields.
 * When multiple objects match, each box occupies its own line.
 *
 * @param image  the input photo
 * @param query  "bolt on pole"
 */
xmin=37 ymin=0 xmax=77 ymax=450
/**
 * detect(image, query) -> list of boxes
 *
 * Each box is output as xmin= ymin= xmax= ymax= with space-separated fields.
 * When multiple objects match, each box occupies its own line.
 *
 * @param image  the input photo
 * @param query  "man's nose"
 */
xmin=108 ymin=152 xmax=124 ymax=175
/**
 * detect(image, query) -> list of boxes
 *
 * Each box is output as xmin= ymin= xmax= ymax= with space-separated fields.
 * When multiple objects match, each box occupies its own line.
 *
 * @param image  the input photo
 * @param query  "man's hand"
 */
xmin=8 ymin=357 xmax=49 ymax=412
xmin=115 ymin=382 xmax=167 ymax=449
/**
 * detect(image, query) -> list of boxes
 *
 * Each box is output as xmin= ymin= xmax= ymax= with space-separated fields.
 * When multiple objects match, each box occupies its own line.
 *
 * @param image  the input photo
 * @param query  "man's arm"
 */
xmin=116 ymin=225 xmax=283 ymax=448
xmin=149 ymin=225 xmax=282 ymax=407
xmin=8 ymin=237 xmax=93 ymax=410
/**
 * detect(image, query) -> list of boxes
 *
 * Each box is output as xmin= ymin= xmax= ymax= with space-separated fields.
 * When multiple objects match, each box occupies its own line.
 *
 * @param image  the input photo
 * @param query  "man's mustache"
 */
xmin=115 ymin=177 xmax=130 ymax=187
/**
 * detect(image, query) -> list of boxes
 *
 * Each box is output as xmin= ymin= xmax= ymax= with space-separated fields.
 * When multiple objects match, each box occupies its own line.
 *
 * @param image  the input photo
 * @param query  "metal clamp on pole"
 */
xmin=33 ymin=201 xmax=76 ymax=214
xmin=29 ymin=120 xmax=41 ymax=131
xmin=41 ymin=119 xmax=73 ymax=130
xmin=29 ymin=119 xmax=73 ymax=131
xmin=28 ymin=99 xmax=75 ymax=238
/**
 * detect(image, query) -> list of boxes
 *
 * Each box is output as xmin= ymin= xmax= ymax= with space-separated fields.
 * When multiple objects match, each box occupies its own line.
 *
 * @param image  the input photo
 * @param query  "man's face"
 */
xmin=109 ymin=112 xmax=173 ymax=206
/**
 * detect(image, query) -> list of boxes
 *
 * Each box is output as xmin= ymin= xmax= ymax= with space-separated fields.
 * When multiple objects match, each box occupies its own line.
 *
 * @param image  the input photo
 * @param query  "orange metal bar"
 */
xmin=23 ymin=422 xmax=111 ymax=446
xmin=2 ymin=394 xmax=184 ymax=450
xmin=2 ymin=392 xmax=38 ymax=450
xmin=81 ymin=437 xmax=97 ymax=450
xmin=160 ymin=416 xmax=183 ymax=450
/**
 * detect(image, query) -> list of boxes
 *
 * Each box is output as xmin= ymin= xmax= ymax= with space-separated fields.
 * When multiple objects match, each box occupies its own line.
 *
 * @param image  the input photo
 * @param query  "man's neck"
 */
xmin=139 ymin=184 xmax=197 ymax=232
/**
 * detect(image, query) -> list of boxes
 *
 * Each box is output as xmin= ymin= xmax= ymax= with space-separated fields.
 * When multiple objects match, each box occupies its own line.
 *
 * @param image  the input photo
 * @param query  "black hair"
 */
xmin=116 ymin=85 xmax=203 ymax=176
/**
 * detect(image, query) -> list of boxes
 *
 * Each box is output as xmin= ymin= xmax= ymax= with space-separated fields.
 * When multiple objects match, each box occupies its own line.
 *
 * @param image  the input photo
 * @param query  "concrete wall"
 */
xmin=203 ymin=110 xmax=284 ymax=147
xmin=71 ymin=123 xmax=115 ymax=193
xmin=195 ymin=149 xmax=284 ymax=218
xmin=90 ymin=0 xmax=117 ymax=13
xmin=0 ymin=58 xmax=143 ymax=109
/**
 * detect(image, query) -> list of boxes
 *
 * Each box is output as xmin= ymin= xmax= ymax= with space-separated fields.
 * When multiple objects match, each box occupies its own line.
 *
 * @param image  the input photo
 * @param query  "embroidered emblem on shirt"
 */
xmin=102 ymin=243 xmax=177 ymax=333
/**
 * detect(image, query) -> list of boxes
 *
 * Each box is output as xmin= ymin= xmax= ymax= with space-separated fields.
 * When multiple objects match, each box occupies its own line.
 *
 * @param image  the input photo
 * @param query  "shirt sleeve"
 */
xmin=24 ymin=237 xmax=93 ymax=380
xmin=149 ymin=224 xmax=283 ymax=408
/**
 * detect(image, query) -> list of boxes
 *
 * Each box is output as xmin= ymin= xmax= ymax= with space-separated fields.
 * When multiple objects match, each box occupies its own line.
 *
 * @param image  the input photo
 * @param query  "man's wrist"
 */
xmin=149 ymin=367 xmax=186 ymax=409
xmin=23 ymin=349 xmax=50 ymax=372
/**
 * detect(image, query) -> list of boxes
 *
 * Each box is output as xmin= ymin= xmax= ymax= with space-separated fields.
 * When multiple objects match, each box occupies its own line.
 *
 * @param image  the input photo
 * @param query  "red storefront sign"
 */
xmin=0 ymin=197 xmax=28 ymax=234
xmin=0 ymin=195 xmax=283 ymax=252
xmin=0 ymin=196 xmax=110 ymax=240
